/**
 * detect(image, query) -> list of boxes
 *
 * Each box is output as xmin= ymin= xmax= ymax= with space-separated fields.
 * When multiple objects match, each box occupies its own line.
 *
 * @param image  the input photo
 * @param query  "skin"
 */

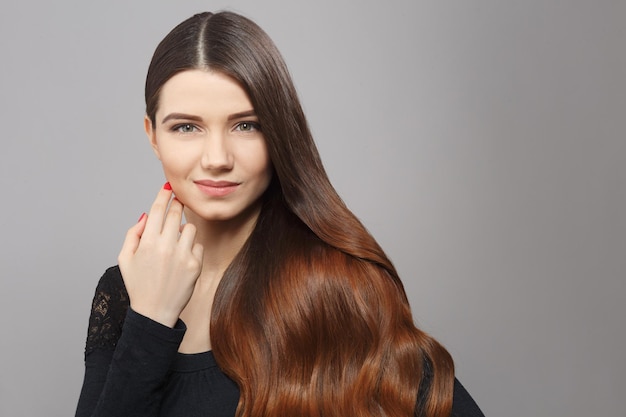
xmin=118 ymin=70 xmax=272 ymax=353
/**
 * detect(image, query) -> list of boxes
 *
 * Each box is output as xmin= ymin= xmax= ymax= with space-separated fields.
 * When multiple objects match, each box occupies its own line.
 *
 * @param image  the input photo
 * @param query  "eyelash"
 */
xmin=171 ymin=123 xmax=198 ymax=134
xmin=170 ymin=121 xmax=261 ymax=134
xmin=234 ymin=121 xmax=261 ymax=132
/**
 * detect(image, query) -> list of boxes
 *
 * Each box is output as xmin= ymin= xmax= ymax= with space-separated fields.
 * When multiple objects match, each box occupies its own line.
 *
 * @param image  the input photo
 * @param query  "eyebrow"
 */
xmin=161 ymin=113 xmax=203 ymax=124
xmin=161 ymin=110 xmax=258 ymax=125
xmin=227 ymin=110 xmax=257 ymax=121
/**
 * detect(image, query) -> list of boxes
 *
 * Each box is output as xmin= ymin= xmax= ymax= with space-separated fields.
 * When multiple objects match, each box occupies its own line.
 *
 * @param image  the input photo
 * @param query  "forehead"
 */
xmin=157 ymin=69 xmax=253 ymax=118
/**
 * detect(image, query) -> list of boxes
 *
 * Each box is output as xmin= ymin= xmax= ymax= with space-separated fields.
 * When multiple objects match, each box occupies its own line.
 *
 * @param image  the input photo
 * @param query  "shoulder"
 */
xmin=451 ymin=378 xmax=484 ymax=417
xmin=84 ymin=266 xmax=130 ymax=356
xmin=417 ymin=359 xmax=484 ymax=416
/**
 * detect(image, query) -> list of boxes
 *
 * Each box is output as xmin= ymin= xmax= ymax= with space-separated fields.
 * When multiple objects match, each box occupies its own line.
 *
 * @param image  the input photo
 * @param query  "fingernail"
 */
xmin=137 ymin=212 xmax=147 ymax=222
xmin=163 ymin=182 xmax=172 ymax=190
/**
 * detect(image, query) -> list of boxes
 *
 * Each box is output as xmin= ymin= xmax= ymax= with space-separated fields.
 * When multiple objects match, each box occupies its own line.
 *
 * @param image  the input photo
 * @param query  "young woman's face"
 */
xmin=145 ymin=70 xmax=272 ymax=223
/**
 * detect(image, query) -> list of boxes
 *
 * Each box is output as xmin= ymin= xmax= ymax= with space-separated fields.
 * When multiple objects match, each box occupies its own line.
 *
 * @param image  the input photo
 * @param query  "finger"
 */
xmin=118 ymin=215 xmax=147 ymax=261
xmin=191 ymin=242 xmax=204 ymax=262
xmin=136 ymin=212 xmax=148 ymax=237
xmin=143 ymin=182 xmax=174 ymax=237
xmin=162 ymin=198 xmax=184 ymax=240
xmin=177 ymin=222 xmax=198 ymax=250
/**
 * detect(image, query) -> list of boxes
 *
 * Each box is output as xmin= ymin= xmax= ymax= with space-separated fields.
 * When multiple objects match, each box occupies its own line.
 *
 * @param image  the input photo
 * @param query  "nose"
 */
xmin=200 ymin=133 xmax=233 ymax=171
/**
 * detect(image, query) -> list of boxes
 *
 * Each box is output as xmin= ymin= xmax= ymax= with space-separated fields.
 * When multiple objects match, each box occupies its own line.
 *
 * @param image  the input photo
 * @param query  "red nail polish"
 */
xmin=137 ymin=212 xmax=147 ymax=222
xmin=163 ymin=182 xmax=172 ymax=190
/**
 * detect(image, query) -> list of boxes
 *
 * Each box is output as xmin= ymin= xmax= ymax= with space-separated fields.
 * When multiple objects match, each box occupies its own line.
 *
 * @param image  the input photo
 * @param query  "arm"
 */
xmin=75 ymin=266 xmax=127 ymax=416
xmin=76 ymin=312 xmax=185 ymax=417
xmin=75 ymin=268 xmax=186 ymax=417
xmin=76 ymin=184 xmax=202 ymax=416
xmin=75 ymin=349 xmax=114 ymax=416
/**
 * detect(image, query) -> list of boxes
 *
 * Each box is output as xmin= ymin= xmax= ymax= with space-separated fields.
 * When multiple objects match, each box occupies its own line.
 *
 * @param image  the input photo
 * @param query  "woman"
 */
xmin=76 ymin=11 xmax=483 ymax=417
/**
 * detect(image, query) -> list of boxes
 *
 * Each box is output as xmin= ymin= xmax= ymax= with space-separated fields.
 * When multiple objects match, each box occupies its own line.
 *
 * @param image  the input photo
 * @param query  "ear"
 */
xmin=144 ymin=115 xmax=161 ymax=160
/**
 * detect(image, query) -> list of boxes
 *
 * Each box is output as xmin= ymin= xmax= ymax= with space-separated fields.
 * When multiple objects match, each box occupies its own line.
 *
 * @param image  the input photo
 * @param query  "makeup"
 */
xmin=194 ymin=180 xmax=239 ymax=197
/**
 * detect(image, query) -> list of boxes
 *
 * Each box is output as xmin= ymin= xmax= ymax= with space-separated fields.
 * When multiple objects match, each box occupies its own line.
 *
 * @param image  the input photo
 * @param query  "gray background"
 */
xmin=0 ymin=1 xmax=624 ymax=416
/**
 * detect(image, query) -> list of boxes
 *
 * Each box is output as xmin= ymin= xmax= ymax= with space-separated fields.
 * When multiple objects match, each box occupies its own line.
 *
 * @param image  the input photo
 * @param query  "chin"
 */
xmin=189 ymin=203 xmax=262 ymax=224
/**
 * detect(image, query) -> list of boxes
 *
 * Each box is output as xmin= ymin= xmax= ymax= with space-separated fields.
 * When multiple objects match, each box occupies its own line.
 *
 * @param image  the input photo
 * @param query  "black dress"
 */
xmin=75 ymin=266 xmax=484 ymax=417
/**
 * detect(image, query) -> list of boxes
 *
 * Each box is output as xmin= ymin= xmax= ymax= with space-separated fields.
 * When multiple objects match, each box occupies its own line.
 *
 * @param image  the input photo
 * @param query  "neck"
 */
xmin=177 ymin=200 xmax=262 ymax=354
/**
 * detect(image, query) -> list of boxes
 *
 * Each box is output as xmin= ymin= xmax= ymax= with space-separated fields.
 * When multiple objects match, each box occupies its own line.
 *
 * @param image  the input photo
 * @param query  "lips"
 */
xmin=194 ymin=179 xmax=240 ymax=197
xmin=194 ymin=179 xmax=239 ymax=187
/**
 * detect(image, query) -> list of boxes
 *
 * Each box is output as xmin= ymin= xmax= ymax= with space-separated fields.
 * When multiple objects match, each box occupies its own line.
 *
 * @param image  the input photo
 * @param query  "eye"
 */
xmin=172 ymin=123 xmax=198 ymax=133
xmin=234 ymin=121 xmax=261 ymax=132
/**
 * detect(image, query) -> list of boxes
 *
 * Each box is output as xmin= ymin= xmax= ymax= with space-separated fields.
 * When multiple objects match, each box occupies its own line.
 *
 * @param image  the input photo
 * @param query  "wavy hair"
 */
xmin=145 ymin=11 xmax=454 ymax=417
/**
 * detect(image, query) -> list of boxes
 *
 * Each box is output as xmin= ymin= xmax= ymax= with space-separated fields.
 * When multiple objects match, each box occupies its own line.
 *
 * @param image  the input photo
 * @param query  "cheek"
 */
xmin=158 ymin=157 xmax=193 ymax=190
xmin=258 ymin=163 xmax=274 ymax=198
xmin=158 ymin=145 xmax=195 ymax=172
xmin=159 ymin=157 xmax=182 ymax=175
xmin=253 ymin=150 xmax=273 ymax=184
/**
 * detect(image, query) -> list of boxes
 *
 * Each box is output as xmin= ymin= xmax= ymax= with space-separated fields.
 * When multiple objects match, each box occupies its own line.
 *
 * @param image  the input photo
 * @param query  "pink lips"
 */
xmin=194 ymin=179 xmax=240 ymax=197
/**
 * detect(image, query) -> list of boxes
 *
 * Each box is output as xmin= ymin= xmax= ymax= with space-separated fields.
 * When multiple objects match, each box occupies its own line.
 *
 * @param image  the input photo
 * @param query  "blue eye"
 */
xmin=173 ymin=123 xmax=198 ymax=133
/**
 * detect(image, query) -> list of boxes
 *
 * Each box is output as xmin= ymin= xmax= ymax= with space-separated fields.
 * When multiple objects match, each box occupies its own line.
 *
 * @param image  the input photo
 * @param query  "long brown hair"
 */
xmin=145 ymin=11 xmax=454 ymax=417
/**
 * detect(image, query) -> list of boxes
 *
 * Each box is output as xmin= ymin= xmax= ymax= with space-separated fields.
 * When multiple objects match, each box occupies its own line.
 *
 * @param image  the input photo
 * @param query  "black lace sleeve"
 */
xmin=77 ymin=267 xmax=186 ymax=417
xmin=84 ymin=266 xmax=129 ymax=357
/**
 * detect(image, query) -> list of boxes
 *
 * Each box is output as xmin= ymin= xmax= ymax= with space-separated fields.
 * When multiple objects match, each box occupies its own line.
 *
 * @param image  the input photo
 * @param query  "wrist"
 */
xmin=129 ymin=302 xmax=179 ymax=328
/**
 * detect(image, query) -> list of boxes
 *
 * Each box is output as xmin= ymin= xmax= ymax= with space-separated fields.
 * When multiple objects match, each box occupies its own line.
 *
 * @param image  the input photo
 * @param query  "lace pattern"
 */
xmin=84 ymin=266 xmax=129 ymax=356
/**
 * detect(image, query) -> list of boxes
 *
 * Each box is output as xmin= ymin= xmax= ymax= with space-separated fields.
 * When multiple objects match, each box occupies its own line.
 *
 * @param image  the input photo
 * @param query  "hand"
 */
xmin=118 ymin=183 xmax=204 ymax=327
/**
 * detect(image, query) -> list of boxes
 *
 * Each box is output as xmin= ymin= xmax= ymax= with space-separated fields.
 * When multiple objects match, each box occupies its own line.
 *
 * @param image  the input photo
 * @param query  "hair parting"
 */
xmin=195 ymin=17 xmax=208 ymax=67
